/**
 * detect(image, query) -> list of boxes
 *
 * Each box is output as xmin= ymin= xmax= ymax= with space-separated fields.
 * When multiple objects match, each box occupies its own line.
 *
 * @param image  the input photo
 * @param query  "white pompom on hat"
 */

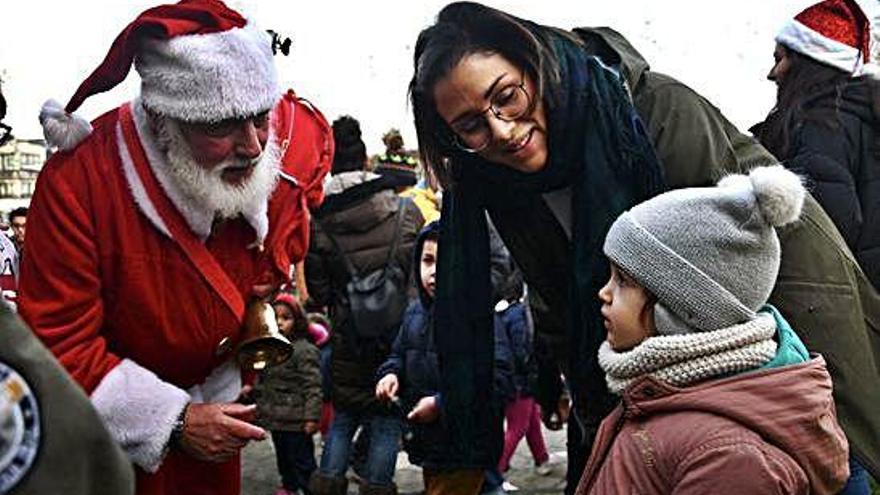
xmin=603 ymin=165 xmax=805 ymax=336
xmin=40 ymin=0 xmax=279 ymax=151
xmin=775 ymin=0 xmax=873 ymax=75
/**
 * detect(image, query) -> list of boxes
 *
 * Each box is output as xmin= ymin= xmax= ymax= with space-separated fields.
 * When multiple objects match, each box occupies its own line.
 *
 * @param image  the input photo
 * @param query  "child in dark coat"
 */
xmin=375 ymin=221 xmax=488 ymax=495
xmin=255 ymin=293 xmax=323 ymax=495
xmin=494 ymin=279 xmax=554 ymax=478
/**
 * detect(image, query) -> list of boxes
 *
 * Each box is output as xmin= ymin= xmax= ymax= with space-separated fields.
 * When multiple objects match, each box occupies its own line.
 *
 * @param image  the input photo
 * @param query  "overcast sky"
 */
xmin=1 ymin=0 xmax=816 ymax=154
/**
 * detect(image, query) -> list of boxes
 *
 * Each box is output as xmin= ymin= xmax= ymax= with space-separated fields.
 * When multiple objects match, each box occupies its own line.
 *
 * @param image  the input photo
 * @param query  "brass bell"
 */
xmin=237 ymin=299 xmax=293 ymax=371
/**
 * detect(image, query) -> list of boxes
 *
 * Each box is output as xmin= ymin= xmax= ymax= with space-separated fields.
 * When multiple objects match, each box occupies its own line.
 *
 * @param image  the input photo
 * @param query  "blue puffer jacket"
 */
xmin=377 ymin=298 xmax=438 ymax=414
xmin=376 ymin=222 xmax=447 ymax=467
xmin=494 ymin=300 xmax=538 ymax=402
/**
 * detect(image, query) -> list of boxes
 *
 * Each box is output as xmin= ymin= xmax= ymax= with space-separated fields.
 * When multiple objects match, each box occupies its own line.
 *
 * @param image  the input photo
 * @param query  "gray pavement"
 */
xmin=242 ymin=425 xmax=568 ymax=494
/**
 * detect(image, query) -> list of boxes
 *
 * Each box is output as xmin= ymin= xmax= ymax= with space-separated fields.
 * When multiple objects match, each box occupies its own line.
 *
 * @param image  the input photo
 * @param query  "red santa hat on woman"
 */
xmin=40 ymin=0 xmax=279 ymax=151
xmin=775 ymin=0 xmax=874 ymax=75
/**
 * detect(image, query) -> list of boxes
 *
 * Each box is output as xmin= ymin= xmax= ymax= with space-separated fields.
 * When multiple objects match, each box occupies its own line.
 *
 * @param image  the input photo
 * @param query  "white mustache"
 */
xmin=217 ymin=153 xmax=263 ymax=173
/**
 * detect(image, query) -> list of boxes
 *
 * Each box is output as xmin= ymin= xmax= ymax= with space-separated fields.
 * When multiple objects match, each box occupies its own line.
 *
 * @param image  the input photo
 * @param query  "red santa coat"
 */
xmin=18 ymin=91 xmax=332 ymax=495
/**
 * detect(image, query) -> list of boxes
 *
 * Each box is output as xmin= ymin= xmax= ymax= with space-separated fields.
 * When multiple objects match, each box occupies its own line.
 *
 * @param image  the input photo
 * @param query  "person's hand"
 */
xmin=303 ymin=421 xmax=319 ymax=435
xmin=177 ymin=403 xmax=266 ymax=463
xmin=237 ymin=384 xmax=255 ymax=405
xmin=407 ymin=396 xmax=439 ymax=423
xmin=542 ymin=395 xmax=571 ymax=431
xmin=557 ymin=395 xmax=571 ymax=423
xmin=375 ymin=374 xmax=399 ymax=401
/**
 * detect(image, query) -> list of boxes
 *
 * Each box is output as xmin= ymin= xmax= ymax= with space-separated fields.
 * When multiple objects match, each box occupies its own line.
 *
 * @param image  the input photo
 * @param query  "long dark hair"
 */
xmin=408 ymin=2 xmax=562 ymax=188
xmin=757 ymin=45 xmax=854 ymax=159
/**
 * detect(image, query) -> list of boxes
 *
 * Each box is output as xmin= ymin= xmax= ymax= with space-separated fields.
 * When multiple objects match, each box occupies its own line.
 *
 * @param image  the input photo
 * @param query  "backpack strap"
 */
xmin=382 ymin=197 xmax=407 ymax=270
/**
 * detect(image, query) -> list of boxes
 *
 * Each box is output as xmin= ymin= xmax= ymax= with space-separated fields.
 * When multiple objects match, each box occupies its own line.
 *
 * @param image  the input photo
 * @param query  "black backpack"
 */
xmin=322 ymin=199 xmax=409 ymax=339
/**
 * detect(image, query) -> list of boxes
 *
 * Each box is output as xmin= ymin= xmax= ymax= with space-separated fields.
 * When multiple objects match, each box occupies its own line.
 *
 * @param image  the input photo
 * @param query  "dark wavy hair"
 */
xmin=331 ymin=115 xmax=368 ymax=174
xmin=408 ymin=2 xmax=562 ymax=188
xmin=757 ymin=45 xmax=855 ymax=159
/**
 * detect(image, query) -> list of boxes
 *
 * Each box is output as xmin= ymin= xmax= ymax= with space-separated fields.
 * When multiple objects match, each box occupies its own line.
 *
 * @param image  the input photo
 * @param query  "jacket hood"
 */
xmin=573 ymin=26 xmax=650 ymax=91
xmin=807 ymin=77 xmax=880 ymax=125
xmin=324 ymin=170 xmax=380 ymax=196
xmin=315 ymin=179 xmax=401 ymax=235
xmin=414 ymin=220 xmax=441 ymax=306
xmin=622 ymin=357 xmax=848 ymax=494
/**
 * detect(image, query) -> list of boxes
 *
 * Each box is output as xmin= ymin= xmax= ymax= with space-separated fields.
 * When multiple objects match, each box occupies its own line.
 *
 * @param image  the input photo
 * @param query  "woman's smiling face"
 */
xmin=433 ymin=52 xmax=548 ymax=173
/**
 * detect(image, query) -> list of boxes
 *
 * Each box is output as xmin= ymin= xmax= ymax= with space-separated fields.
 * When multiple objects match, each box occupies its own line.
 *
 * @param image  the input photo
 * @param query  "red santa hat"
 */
xmin=40 ymin=0 xmax=279 ymax=151
xmin=775 ymin=0 xmax=872 ymax=75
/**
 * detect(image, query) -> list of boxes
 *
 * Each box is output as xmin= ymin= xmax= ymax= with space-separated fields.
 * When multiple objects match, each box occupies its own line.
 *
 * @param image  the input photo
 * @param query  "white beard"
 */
xmin=153 ymin=116 xmax=280 ymax=220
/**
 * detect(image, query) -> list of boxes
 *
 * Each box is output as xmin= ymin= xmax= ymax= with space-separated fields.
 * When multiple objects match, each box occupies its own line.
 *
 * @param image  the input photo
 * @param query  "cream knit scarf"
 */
xmin=598 ymin=313 xmax=778 ymax=394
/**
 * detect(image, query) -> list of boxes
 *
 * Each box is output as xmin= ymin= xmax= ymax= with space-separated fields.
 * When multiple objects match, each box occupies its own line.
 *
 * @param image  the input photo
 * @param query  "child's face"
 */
xmin=598 ymin=263 xmax=655 ymax=351
xmin=420 ymin=239 xmax=438 ymax=298
xmin=273 ymin=303 xmax=295 ymax=337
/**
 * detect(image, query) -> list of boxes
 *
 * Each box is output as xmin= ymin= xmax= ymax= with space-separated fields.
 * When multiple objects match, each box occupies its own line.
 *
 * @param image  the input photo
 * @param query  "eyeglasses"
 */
xmin=189 ymin=110 xmax=271 ymax=138
xmin=449 ymin=77 xmax=532 ymax=153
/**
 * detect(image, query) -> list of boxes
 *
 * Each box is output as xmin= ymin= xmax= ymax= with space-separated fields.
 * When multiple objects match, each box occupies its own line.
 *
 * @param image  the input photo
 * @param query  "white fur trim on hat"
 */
xmin=136 ymin=21 xmax=279 ymax=122
xmin=90 ymin=359 xmax=190 ymax=473
xmin=39 ymin=99 xmax=93 ymax=151
xmin=776 ymin=19 xmax=865 ymax=74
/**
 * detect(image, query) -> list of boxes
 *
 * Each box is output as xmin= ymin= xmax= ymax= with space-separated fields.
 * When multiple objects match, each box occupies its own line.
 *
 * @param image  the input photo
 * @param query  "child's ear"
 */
xmin=639 ymin=295 xmax=658 ymax=336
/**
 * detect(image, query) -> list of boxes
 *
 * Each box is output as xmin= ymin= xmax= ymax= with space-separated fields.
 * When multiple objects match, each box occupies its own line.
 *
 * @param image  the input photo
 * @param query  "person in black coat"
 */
xmin=306 ymin=116 xmax=423 ymax=495
xmin=376 ymin=221 xmax=500 ymax=494
xmin=755 ymin=0 xmax=880 ymax=292
xmin=753 ymin=2 xmax=880 ymax=492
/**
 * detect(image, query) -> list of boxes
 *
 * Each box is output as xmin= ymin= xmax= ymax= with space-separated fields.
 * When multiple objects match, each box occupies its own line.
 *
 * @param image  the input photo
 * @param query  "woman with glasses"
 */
xmin=410 ymin=2 xmax=880 ymax=493
xmin=409 ymin=3 xmax=665 ymax=490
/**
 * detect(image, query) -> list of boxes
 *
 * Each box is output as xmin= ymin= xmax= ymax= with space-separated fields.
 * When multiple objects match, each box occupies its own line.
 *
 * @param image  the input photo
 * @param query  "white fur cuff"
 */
xmin=91 ymin=359 xmax=190 ymax=473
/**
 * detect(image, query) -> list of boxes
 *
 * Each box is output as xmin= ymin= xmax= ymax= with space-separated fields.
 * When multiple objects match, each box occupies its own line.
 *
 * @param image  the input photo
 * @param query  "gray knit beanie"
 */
xmin=603 ymin=165 xmax=805 ymax=335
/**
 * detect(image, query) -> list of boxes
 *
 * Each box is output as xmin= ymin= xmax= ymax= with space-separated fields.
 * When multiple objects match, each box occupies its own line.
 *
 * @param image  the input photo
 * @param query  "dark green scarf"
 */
xmin=434 ymin=27 xmax=665 ymax=468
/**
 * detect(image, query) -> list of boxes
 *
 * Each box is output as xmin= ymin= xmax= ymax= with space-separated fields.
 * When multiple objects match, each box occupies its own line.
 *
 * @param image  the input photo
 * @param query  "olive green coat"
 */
xmin=1 ymin=304 xmax=134 ymax=494
xmin=579 ymin=26 xmax=880 ymax=477
xmin=254 ymin=335 xmax=323 ymax=431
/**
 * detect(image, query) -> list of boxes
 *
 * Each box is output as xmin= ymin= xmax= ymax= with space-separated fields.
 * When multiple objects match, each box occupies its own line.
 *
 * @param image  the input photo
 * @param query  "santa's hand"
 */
xmin=375 ymin=374 xmax=399 ymax=401
xmin=178 ymin=403 xmax=266 ymax=463
xmin=407 ymin=396 xmax=439 ymax=423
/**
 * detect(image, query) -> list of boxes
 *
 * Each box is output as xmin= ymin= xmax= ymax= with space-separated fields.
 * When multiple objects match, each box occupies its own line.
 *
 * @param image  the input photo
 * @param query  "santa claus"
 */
xmin=17 ymin=1 xmax=333 ymax=494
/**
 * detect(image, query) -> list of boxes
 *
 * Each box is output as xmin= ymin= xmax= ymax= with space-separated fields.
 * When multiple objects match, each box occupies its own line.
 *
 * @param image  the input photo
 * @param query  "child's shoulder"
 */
xmin=400 ymin=299 xmax=431 ymax=327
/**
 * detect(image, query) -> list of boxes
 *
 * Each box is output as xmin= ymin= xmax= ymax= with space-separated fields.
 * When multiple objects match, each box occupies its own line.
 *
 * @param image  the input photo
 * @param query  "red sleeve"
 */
xmin=18 ymin=145 xmax=121 ymax=394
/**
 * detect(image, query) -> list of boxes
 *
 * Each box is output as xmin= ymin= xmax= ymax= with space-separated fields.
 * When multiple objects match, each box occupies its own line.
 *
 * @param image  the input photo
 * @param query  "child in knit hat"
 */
xmin=576 ymin=166 xmax=850 ymax=495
